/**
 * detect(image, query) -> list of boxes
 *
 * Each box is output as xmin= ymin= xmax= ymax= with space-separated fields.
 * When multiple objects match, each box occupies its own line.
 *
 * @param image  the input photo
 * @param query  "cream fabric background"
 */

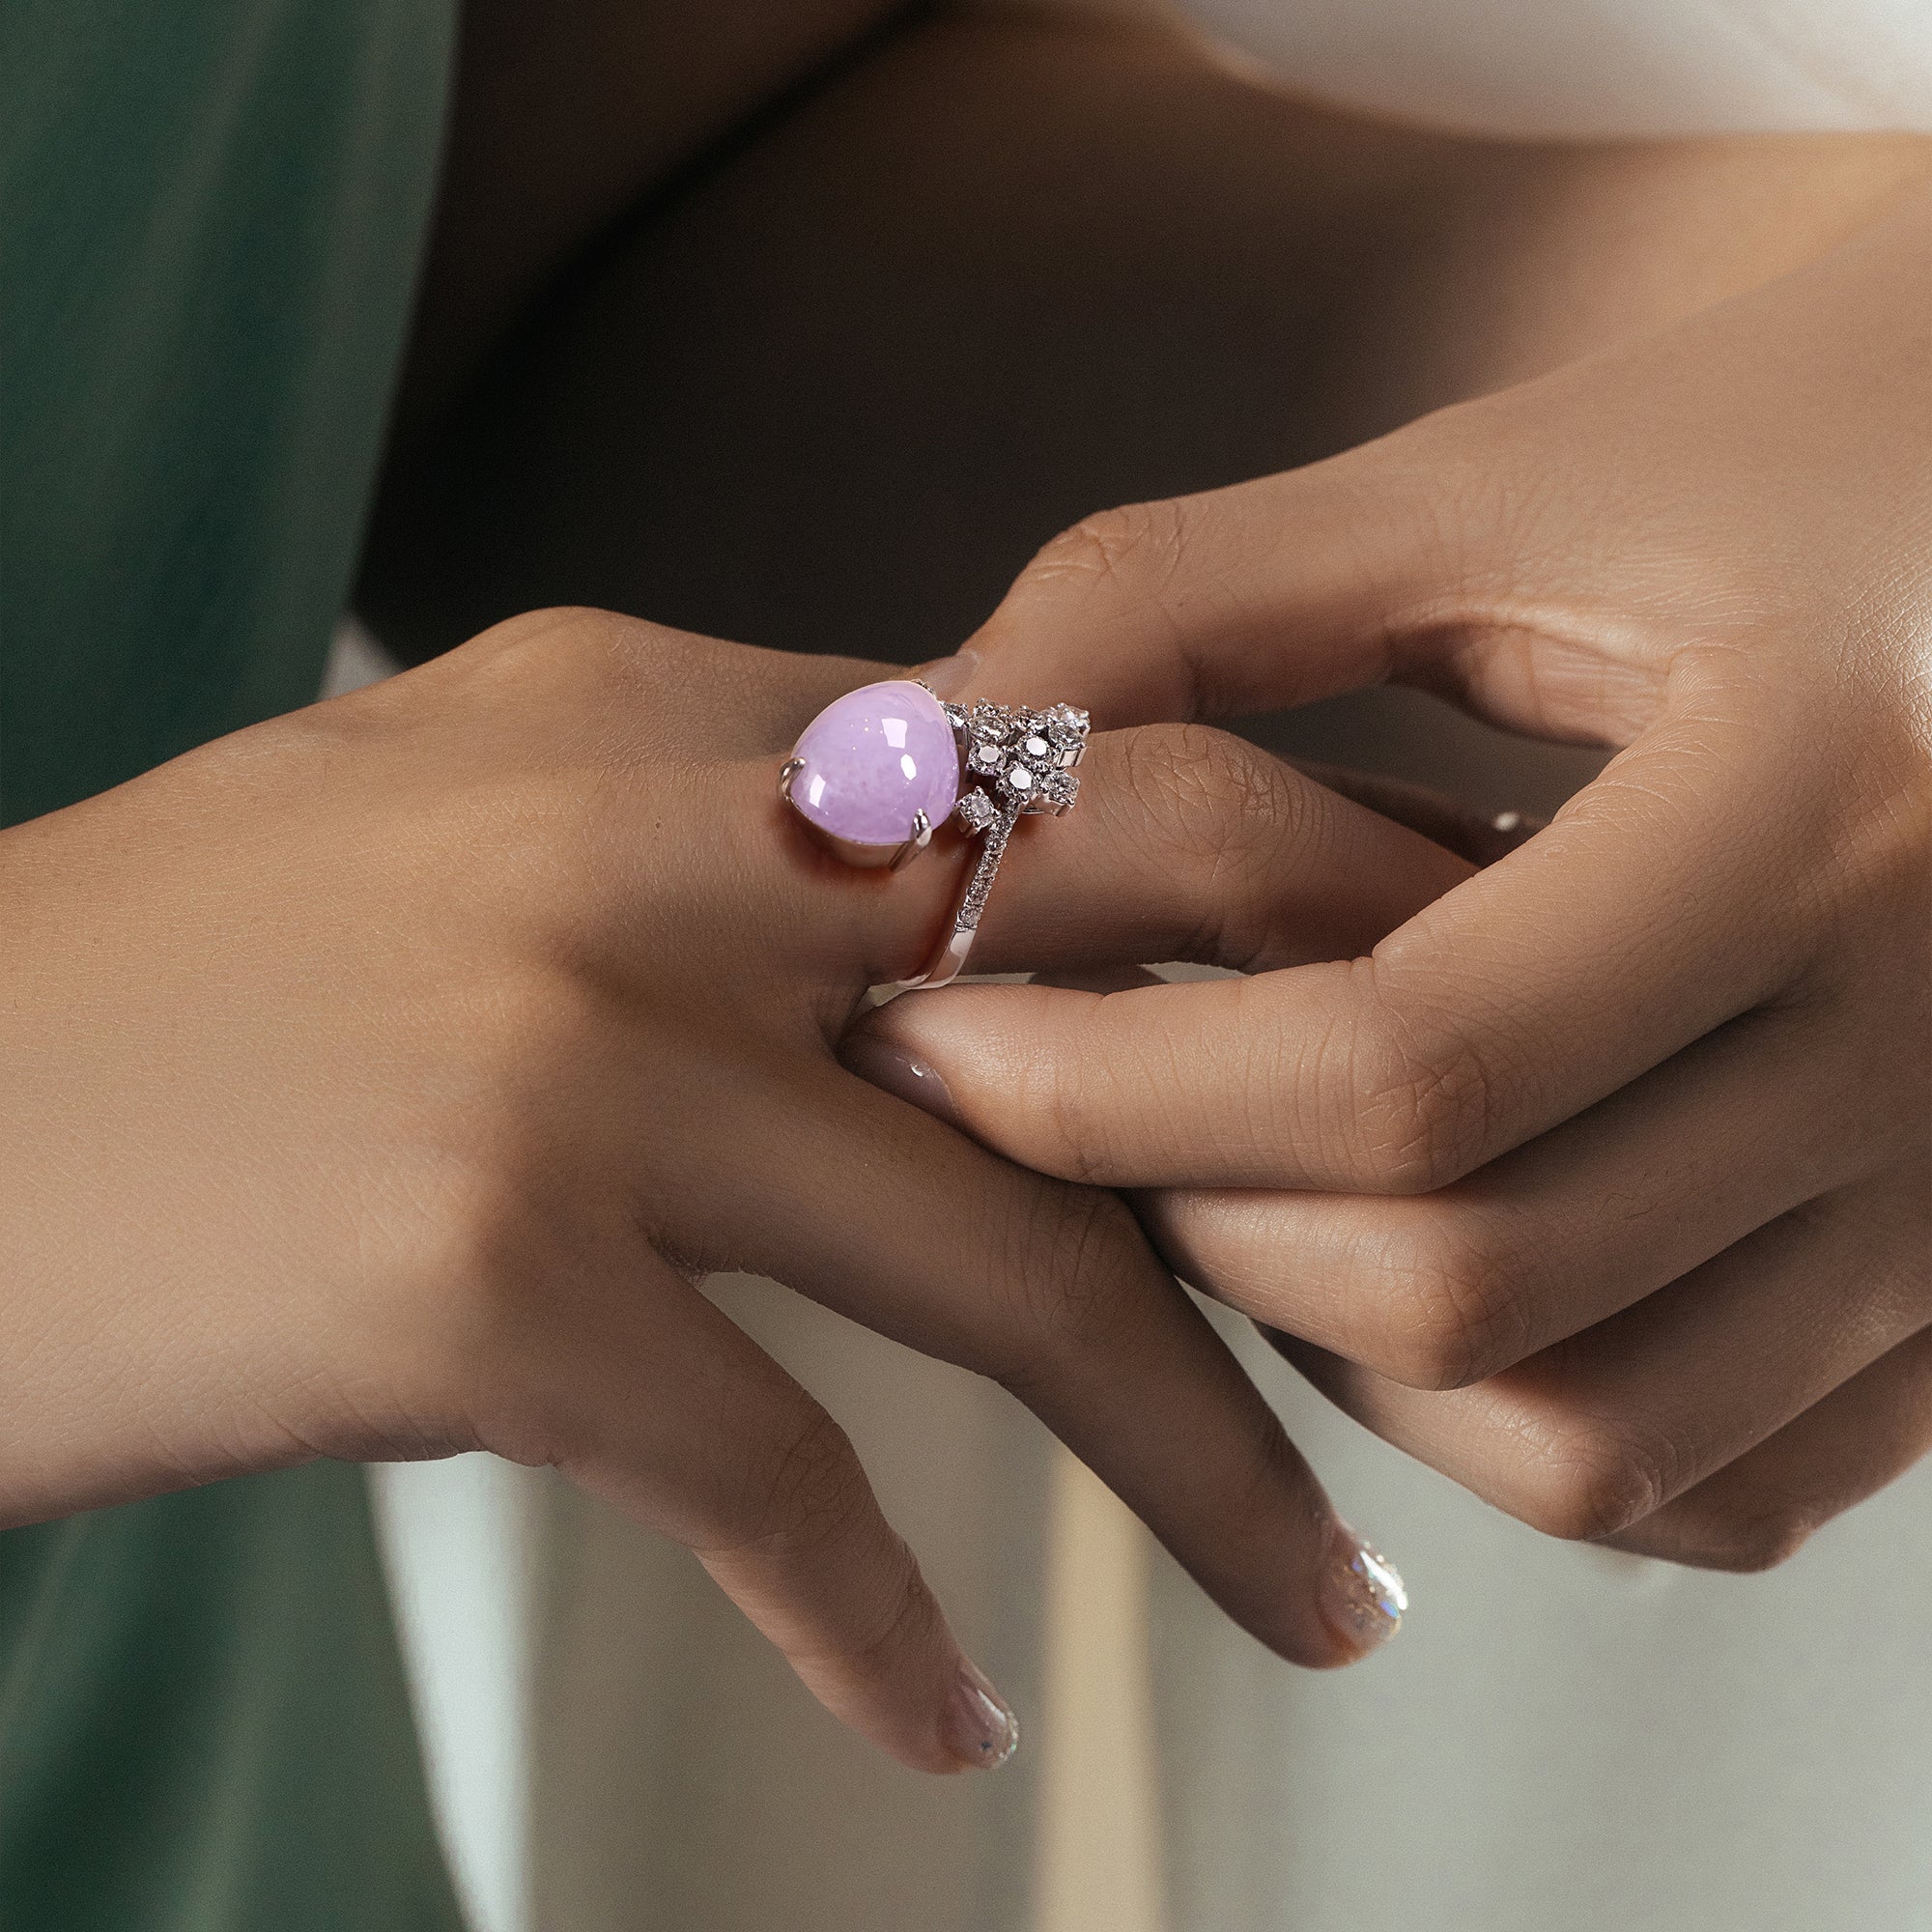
xmin=342 ymin=6 xmax=1932 ymax=1920
xmin=1180 ymin=0 xmax=1932 ymax=135
xmin=372 ymin=1281 xmax=1932 ymax=1932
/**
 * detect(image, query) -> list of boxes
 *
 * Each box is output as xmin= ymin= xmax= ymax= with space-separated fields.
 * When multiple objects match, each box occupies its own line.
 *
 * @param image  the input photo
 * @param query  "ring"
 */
xmin=779 ymin=678 xmax=1090 ymax=990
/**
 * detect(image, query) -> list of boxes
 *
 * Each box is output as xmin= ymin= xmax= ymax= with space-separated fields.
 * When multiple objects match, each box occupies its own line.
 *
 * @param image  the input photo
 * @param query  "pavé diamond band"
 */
xmin=897 ymin=695 xmax=1090 ymax=990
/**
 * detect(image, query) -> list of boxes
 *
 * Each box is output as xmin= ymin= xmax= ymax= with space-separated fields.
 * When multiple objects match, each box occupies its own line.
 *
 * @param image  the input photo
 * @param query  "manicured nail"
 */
xmin=1320 ymin=1522 xmax=1407 ymax=1654
xmin=839 ymin=1032 xmax=963 ymax=1129
xmin=943 ymin=1660 xmax=1019 ymax=1770
xmin=915 ymin=649 xmax=980 ymax=699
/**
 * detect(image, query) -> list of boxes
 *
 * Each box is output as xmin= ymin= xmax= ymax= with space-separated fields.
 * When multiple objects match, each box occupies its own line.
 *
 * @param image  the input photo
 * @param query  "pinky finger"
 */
xmin=536 ymin=1254 xmax=1016 ymax=1774
xmin=1601 ymin=1323 xmax=1932 ymax=1572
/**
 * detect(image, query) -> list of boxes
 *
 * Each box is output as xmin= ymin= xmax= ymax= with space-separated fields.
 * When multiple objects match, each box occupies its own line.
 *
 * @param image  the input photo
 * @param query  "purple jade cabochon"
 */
xmin=788 ymin=680 xmax=960 ymax=846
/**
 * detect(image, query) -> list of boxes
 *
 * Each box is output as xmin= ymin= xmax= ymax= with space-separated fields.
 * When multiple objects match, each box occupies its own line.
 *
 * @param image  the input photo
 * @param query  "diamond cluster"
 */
xmin=941 ymin=699 xmax=1089 ymax=833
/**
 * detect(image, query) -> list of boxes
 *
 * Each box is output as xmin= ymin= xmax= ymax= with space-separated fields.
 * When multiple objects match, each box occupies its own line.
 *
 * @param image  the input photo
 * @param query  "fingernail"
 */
xmin=1320 ymin=1521 xmax=1407 ymax=1654
xmin=942 ymin=1660 xmax=1020 ymax=1770
xmin=839 ymin=1032 xmax=963 ymax=1129
xmin=915 ymin=649 xmax=980 ymax=699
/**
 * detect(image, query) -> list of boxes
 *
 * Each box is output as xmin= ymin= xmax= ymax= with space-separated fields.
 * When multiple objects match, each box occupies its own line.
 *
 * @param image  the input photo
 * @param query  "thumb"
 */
xmin=954 ymin=428 xmax=1478 ymax=727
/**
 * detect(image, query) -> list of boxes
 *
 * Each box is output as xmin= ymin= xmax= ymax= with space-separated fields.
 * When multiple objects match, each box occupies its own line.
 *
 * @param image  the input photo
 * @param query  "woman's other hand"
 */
xmin=862 ymin=182 xmax=1932 ymax=1571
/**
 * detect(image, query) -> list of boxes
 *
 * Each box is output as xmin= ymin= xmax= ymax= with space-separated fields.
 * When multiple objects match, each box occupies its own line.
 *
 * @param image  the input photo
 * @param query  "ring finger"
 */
xmin=749 ymin=717 xmax=1474 ymax=987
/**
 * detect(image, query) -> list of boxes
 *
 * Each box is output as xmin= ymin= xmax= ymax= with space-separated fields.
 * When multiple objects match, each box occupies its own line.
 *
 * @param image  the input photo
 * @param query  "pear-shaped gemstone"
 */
xmin=787 ymin=680 xmax=960 ymax=847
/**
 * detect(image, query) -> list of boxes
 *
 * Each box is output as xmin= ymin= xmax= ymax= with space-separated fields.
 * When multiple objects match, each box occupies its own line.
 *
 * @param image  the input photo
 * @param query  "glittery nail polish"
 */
xmin=1321 ymin=1523 xmax=1407 ymax=1652
xmin=942 ymin=1660 xmax=1020 ymax=1770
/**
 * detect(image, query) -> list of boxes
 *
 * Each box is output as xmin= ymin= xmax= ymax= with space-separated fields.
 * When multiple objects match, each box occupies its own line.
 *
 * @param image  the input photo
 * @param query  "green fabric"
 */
xmin=2 ymin=0 xmax=453 ymax=819
xmin=2 ymin=4 xmax=464 ymax=1926
xmin=0 ymin=1474 xmax=464 ymax=1932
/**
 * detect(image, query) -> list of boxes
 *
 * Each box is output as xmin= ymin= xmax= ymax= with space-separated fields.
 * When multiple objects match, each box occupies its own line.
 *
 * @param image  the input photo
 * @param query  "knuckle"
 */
xmin=462 ymin=608 xmax=713 ymax=740
xmin=1676 ymin=1505 xmax=1818 ymax=1575
xmin=844 ymin=1544 xmax=941 ymax=1672
xmin=455 ymin=956 xmax=602 ymax=1085
xmin=1512 ymin=1412 xmax=1674 ymax=1544
xmin=1346 ymin=1009 xmax=1499 ymax=1195
xmin=1370 ymin=1211 xmax=1538 ymax=1389
xmin=379 ymin=968 xmax=613 ymax=1347
xmin=991 ymin=1185 xmax=1151 ymax=1388
xmin=738 ymin=1406 xmax=873 ymax=1558
xmin=1023 ymin=501 xmax=1188 ymax=607
xmin=465 ymin=606 xmax=624 ymax=690
xmin=377 ymin=1157 xmax=551 ymax=1431
xmin=1115 ymin=724 xmax=1306 ymax=967
xmin=1032 ymin=1047 xmax=1127 ymax=1188
xmin=474 ymin=779 xmax=602 ymax=918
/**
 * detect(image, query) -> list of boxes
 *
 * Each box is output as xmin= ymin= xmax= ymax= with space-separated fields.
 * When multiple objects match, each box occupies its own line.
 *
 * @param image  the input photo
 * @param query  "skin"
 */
xmin=362 ymin=3 xmax=1929 ymax=1574
xmin=0 ymin=610 xmax=1475 ymax=1767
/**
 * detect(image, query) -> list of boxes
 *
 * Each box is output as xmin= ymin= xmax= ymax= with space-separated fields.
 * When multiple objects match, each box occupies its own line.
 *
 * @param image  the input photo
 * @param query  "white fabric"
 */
xmin=1180 ymin=0 xmax=1932 ymax=135
xmin=378 ymin=1284 xmax=1932 ymax=1932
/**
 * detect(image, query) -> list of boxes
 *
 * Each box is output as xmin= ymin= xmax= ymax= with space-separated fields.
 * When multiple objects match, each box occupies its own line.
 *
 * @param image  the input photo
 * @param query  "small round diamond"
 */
xmin=1024 ymin=735 xmax=1051 ymax=759
xmin=952 ymin=789 xmax=999 ymax=833
xmin=1006 ymin=765 xmax=1035 ymax=794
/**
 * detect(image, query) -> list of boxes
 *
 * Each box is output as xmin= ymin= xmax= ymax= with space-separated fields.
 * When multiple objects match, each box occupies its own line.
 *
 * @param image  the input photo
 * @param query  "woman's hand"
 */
xmin=861 ymin=185 xmax=1932 ymax=1570
xmin=0 ymin=609 xmax=1470 ymax=1769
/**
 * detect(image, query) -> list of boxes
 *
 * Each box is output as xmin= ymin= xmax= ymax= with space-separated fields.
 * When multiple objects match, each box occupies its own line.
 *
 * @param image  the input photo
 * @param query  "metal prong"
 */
xmin=784 ymin=763 xmax=919 ymax=868
xmin=889 ymin=809 xmax=933 ymax=872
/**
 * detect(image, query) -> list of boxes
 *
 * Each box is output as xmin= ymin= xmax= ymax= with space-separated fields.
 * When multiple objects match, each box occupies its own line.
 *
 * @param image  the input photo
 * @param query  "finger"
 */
xmin=1600 ymin=1319 xmax=1932 ymax=1571
xmin=1266 ymin=1167 xmax=1928 ymax=1545
xmin=697 ymin=633 xmax=1475 ymax=983
xmin=969 ymin=724 xmax=1477 ymax=976
xmin=1140 ymin=999 xmax=1890 ymax=1388
xmin=955 ymin=445 xmax=1470 ymax=727
xmin=862 ymin=705 xmax=1820 ymax=1193
xmin=752 ymin=720 xmax=1475 ymax=989
xmin=723 ymin=1065 xmax=1408 ymax=1667
xmin=537 ymin=1251 xmax=1012 ymax=1773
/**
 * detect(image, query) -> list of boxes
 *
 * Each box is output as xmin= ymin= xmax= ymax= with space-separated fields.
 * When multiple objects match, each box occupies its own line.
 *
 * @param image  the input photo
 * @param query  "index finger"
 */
xmin=955 ymin=439 xmax=1469 ymax=728
xmin=861 ymin=715 xmax=1817 ymax=1193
